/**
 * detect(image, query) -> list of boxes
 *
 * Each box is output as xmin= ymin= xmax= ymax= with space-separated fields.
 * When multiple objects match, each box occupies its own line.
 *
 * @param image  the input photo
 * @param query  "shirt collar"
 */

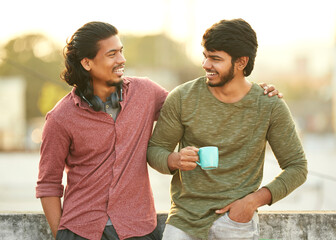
xmin=71 ymin=77 xmax=131 ymax=108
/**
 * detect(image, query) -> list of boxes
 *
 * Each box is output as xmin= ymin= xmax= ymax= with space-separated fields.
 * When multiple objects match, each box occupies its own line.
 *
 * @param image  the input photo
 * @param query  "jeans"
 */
xmin=162 ymin=212 xmax=259 ymax=240
xmin=56 ymin=224 xmax=161 ymax=240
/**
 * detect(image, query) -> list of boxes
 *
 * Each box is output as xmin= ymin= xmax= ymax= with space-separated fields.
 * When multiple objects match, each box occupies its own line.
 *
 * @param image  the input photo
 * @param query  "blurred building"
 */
xmin=0 ymin=77 xmax=26 ymax=150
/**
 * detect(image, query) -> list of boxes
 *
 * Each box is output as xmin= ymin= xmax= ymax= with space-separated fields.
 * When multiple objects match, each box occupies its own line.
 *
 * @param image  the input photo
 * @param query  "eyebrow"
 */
xmin=203 ymin=52 xmax=223 ymax=60
xmin=105 ymin=46 xmax=123 ymax=55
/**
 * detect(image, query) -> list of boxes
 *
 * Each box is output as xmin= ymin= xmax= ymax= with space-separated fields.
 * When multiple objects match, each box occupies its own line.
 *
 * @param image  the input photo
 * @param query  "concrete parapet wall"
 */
xmin=1 ymin=211 xmax=335 ymax=240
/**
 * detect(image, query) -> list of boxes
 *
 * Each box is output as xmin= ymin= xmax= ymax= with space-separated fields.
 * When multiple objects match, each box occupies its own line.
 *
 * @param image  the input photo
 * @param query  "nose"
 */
xmin=202 ymin=58 xmax=211 ymax=70
xmin=117 ymin=52 xmax=126 ymax=64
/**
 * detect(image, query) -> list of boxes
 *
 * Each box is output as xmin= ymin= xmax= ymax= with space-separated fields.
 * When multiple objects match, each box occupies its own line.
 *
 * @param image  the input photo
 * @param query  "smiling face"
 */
xmin=82 ymin=35 xmax=126 ymax=88
xmin=202 ymin=49 xmax=235 ymax=87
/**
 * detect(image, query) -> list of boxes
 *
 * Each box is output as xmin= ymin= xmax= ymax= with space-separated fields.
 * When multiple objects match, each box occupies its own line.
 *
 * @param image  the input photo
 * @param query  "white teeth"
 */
xmin=206 ymin=72 xmax=216 ymax=76
xmin=114 ymin=68 xmax=124 ymax=73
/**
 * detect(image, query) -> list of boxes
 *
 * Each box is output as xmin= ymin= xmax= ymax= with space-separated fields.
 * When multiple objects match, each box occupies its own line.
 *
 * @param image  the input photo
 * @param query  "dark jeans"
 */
xmin=56 ymin=224 xmax=161 ymax=240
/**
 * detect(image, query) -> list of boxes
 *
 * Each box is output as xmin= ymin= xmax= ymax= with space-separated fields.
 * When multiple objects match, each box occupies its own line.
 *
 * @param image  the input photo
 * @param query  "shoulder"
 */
xmin=46 ymin=91 xmax=74 ymax=123
xmin=123 ymin=77 xmax=168 ymax=110
xmin=252 ymin=82 xmax=282 ymax=105
xmin=251 ymin=83 xmax=290 ymax=117
xmin=174 ymin=76 xmax=204 ymax=92
xmin=124 ymin=76 xmax=168 ymax=99
xmin=161 ymin=77 xmax=204 ymax=111
xmin=169 ymin=76 xmax=205 ymax=98
xmin=124 ymin=76 xmax=165 ymax=90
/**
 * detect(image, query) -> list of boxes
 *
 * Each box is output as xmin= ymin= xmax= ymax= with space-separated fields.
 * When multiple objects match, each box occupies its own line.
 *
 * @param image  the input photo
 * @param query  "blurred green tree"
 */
xmin=0 ymin=33 xmax=203 ymax=122
xmin=38 ymin=82 xmax=68 ymax=116
xmin=0 ymin=34 xmax=69 ymax=120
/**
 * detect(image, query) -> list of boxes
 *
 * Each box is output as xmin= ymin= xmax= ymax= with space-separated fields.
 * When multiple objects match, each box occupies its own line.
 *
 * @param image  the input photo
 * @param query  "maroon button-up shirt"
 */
xmin=36 ymin=77 xmax=168 ymax=240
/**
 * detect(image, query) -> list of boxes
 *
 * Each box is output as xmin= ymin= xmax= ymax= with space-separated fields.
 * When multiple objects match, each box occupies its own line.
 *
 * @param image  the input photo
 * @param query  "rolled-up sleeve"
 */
xmin=36 ymin=113 xmax=70 ymax=198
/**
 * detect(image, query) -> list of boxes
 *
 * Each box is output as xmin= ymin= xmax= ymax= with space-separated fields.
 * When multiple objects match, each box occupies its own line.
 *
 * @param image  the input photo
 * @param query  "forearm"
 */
xmin=265 ymin=159 xmax=307 ymax=204
xmin=246 ymin=187 xmax=272 ymax=210
xmin=40 ymin=197 xmax=62 ymax=238
xmin=147 ymin=145 xmax=173 ymax=174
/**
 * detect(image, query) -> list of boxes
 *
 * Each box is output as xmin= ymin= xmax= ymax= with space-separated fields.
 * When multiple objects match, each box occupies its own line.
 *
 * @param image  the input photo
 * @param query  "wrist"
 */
xmin=246 ymin=187 xmax=272 ymax=210
xmin=167 ymin=152 xmax=179 ymax=171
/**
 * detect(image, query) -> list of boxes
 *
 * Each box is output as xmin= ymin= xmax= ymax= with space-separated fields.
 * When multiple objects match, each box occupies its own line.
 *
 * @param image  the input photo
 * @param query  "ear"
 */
xmin=80 ymin=58 xmax=91 ymax=71
xmin=235 ymin=56 xmax=249 ymax=71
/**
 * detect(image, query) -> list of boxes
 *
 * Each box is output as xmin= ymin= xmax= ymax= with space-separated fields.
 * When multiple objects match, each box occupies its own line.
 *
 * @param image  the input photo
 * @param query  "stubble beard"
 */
xmin=207 ymin=64 xmax=235 ymax=88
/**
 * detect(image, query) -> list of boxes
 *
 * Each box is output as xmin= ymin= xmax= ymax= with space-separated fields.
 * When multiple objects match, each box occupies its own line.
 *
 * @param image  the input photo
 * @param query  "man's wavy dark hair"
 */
xmin=201 ymin=18 xmax=258 ymax=76
xmin=61 ymin=21 xmax=118 ymax=101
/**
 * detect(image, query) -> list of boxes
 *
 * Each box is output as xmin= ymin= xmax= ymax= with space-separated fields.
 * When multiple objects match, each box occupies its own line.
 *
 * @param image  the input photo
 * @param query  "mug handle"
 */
xmin=196 ymin=150 xmax=201 ymax=167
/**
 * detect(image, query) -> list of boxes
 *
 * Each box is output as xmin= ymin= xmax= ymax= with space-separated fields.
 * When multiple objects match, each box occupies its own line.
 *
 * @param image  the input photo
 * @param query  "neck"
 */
xmin=208 ymin=76 xmax=252 ymax=103
xmin=93 ymin=84 xmax=117 ymax=102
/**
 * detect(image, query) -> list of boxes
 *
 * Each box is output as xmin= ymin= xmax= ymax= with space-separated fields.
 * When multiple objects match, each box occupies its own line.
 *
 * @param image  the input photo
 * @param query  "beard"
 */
xmin=106 ymin=78 xmax=123 ymax=87
xmin=207 ymin=64 xmax=235 ymax=87
xmin=105 ymin=64 xmax=125 ymax=87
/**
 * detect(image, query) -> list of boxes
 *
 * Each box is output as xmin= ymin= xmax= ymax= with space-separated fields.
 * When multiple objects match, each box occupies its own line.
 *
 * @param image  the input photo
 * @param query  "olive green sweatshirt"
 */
xmin=147 ymin=77 xmax=307 ymax=239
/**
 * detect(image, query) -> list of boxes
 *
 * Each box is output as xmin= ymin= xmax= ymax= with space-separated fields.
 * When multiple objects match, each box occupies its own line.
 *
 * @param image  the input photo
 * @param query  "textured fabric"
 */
xmin=147 ymin=76 xmax=307 ymax=239
xmin=163 ymin=212 xmax=259 ymax=240
xmin=36 ymin=77 xmax=168 ymax=240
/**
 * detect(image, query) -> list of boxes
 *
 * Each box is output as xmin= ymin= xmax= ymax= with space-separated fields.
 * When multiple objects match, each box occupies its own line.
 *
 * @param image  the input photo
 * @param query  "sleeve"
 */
xmin=264 ymin=99 xmax=308 ymax=204
xmin=147 ymin=87 xmax=184 ymax=175
xmin=149 ymin=79 xmax=169 ymax=121
xmin=35 ymin=113 xmax=70 ymax=198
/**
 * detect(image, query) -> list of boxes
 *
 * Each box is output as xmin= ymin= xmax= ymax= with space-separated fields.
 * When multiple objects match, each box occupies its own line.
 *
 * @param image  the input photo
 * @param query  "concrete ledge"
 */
xmin=1 ymin=211 xmax=336 ymax=239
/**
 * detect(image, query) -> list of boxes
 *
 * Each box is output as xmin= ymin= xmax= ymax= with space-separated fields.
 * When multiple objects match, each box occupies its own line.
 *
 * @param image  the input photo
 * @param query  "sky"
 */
xmin=1 ymin=0 xmax=336 ymax=76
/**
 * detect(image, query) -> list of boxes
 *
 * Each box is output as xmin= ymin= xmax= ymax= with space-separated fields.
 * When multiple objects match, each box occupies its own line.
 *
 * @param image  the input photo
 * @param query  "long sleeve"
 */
xmin=265 ymin=99 xmax=308 ymax=204
xmin=147 ymin=87 xmax=184 ymax=175
xmin=146 ymin=79 xmax=309 ymax=239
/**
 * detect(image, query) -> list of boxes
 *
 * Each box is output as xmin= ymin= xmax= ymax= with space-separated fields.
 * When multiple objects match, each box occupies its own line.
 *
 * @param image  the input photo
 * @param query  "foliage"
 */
xmin=0 ymin=34 xmax=68 ymax=120
xmin=0 ymin=33 xmax=203 ymax=121
xmin=38 ymin=82 xmax=69 ymax=116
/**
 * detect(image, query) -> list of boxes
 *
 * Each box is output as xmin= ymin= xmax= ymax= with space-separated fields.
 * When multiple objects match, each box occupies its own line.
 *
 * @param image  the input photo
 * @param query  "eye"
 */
xmin=212 ymin=57 xmax=221 ymax=61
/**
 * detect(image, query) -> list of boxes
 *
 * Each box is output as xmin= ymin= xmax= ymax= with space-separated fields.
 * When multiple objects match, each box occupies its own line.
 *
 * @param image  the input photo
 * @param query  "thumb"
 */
xmin=215 ymin=204 xmax=231 ymax=214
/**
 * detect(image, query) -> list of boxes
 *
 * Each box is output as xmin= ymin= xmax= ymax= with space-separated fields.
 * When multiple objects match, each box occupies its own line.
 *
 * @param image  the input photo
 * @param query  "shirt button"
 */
xmin=106 ymin=105 xmax=110 ymax=109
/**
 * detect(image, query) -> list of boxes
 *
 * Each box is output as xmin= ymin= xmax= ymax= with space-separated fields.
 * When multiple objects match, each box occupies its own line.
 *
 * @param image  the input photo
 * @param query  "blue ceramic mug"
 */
xmin=197 ymin=146 xmax=219 ymax=170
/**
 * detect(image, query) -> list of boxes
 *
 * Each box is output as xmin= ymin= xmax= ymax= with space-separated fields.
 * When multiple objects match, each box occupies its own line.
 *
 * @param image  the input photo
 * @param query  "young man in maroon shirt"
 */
xmin=36 ymin=22 xmax=168 ymax=240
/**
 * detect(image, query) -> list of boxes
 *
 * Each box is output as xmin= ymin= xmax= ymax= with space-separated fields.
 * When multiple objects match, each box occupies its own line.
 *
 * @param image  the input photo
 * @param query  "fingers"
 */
xmin=262 ymin=84 xmax=283 ymax=98
xmin=259 ymin=82 xmax=267 ymax=88
xmin=267 ymin=89 xmax=284 ymax=98
xmin=180 ymin=146 xmax=199 ymax=157
xmin=267 ymin=89 xmax=278 ymax=97
xmin=215 ymin=204 xmax=231 ymax=214
xmin=263 ymin=84 xmax=275 ymax=94
xmin=177 ymin=146 xmax=199 ymax=171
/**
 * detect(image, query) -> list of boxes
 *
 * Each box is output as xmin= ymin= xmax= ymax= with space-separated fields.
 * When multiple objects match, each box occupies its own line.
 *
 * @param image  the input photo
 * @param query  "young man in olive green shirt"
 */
xmin=147 ymin=19 xmax=307 ymax=240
